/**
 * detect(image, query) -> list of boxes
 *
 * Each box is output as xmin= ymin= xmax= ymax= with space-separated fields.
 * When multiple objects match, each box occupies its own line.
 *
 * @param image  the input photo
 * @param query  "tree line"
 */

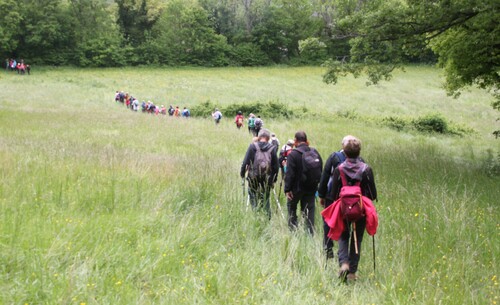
xmin=1 ymin=0 xmax=438 ymax=68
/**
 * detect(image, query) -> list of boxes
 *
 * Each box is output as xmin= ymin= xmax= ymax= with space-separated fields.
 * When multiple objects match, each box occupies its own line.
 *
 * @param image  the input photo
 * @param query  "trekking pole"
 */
xmin=372 ymin=235 xmax=376 ymax=273
xmin=241 ymin=178 xmax=245 ymax=203
xmin=353 ymin=222 xmax=359 ymax=255
xmin=272 ymin=188 xmax=285 ymax=219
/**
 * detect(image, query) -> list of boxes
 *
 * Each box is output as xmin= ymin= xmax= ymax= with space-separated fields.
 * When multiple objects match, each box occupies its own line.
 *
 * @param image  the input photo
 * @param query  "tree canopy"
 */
xmin=322 ymin=0 xmax=499 ymax=104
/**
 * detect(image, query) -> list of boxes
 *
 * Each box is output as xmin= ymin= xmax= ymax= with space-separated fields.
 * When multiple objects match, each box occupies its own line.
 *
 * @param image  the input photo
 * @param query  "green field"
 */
xmin=0 ymin=66 xmax=499 ymax=304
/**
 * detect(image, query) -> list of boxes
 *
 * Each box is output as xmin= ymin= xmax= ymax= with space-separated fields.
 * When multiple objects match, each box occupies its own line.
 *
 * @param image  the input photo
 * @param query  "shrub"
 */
xmin=412 ymin=113 xmax=448 ymax=133
xmin=381 ymin=116 xmax=409 ymax=131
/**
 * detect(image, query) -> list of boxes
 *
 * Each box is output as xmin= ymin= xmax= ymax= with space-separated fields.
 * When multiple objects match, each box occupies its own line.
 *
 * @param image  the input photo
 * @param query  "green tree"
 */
xmin=115 ymin=0 xmax=161 ymax=47
xmin=0 ymin=0 xmax=22 ymax=57
xmin=323 ymin=0 xmax=499 ymax=99
xmin=146 ymin=0 xmax=229 ymax=66
xmin=68 ymin=0 xmax=127 ymax=67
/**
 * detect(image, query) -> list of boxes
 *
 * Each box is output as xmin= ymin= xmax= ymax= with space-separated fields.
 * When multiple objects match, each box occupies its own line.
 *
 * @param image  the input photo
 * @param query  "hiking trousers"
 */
xmin=248 ymin=178 xmax=271 ymax=219
xmin=338 ymin=217 xmax=366 ymax=274
xmin=286 ymin=192 xmax=315 ymax=235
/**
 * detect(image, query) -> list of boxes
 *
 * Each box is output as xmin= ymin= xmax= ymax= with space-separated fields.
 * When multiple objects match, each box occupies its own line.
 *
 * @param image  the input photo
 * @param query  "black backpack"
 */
xmin=297 ymin=147 xmax=322 ymax=189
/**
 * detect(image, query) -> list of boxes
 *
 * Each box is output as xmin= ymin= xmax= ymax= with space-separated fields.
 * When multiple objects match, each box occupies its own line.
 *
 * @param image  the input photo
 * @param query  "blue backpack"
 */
xmin=326 ymin=151 xmax=346 ymax=194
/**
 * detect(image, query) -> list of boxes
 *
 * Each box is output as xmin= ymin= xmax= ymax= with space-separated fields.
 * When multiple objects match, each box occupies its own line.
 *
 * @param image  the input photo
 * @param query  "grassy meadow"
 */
xmin=0 ymin=66 xmax=499 ymax=305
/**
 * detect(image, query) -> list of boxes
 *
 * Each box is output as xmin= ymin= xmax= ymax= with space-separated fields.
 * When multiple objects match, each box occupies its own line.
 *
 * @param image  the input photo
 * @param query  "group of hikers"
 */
xmin=240 ymin=129 xmax=378 ymax=283
xmin=114 ymin=91 xmax=191 ymax=117
xmin=233 ymin=111 xmax=265 ymax=135
xmin=5 ymin=58 xmax=31 ymax=75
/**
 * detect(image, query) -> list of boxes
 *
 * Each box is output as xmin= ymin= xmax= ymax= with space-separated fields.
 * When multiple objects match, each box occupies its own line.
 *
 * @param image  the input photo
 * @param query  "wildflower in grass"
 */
xmin=415 ymin=213 xmax=419 ymax=217
xmin=115 ymin=280 xmax=122 ymax=285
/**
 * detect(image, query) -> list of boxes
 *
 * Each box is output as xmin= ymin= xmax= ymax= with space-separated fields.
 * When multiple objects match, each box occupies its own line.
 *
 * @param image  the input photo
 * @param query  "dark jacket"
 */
xmin=328 ymin=158 xmax=377 ymax=201
xmin=240 ymin=141 xmax=279 ymax=185
xmin=284 ymin=143 xmax=323 ymax=195
xmin=317 ymin=150 xmax=345 ymax=201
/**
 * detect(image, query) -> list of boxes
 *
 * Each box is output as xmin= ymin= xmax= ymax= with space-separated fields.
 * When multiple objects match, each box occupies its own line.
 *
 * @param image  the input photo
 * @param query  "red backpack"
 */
xmin=338 ymin=165 xmax=365 ymax=222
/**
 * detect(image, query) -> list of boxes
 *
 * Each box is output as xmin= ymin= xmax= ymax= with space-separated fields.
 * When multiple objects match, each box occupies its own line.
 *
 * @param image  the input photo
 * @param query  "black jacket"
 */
xmin=284 ymin=143 xmax=323 ymax=195
xmin=240 ymin=141 xmax=279 ymax=185
xmin=317 ymin=151 xmax=345 ymax=201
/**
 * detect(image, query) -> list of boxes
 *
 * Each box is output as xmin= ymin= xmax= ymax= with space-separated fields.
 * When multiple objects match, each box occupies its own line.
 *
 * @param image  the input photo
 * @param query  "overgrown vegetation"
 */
xmin=0 ymin=67 xmax=498 ymax=304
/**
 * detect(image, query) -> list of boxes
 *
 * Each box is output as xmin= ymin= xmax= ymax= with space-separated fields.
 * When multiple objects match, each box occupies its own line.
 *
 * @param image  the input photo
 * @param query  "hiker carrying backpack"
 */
xmin=320 ymin=136 xmax=377 ymax=282
xmin=284 ymin=131 xmax=323 ymax=234
xmin=240 ymin=129 xmax=279 ymax=218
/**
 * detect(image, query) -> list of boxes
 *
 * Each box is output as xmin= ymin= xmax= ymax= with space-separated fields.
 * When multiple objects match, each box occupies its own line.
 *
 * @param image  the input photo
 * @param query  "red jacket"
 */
xmin=321 ymin=196 xmax=378 ymax=240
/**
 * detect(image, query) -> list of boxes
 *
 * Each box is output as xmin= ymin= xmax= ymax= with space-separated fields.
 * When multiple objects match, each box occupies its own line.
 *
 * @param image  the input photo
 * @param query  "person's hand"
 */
xmin=286 ymin=192 xmax=293 ymax=201
xmin=319 ymin=198 xmax=325 ymax=207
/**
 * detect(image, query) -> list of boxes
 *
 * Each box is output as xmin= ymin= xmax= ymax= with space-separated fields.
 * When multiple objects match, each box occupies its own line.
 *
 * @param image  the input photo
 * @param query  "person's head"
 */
xmin=286 ymin=139 xmax=294 ymax=147
xmin=271 ymin=133 xmax=276 ymax=138
xmin=341 ymin=135 xmax=356 ymax=148
xmin=258 ymin=128 xmax=271 ymax=141
xmin=238 ymin=111 xmax=242 ymax=115
xmin=343 ymin=136 xmax=362 ymax=158
xmin=294 ymin=131 xmax=308 ymax=146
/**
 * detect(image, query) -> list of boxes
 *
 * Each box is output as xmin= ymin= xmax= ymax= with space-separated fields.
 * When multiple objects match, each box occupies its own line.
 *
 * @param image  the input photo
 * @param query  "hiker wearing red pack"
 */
xmin=321 ymin=136 xmax=377 ymax=282
xmin=235 ymin=111 xmax=244 ymax=129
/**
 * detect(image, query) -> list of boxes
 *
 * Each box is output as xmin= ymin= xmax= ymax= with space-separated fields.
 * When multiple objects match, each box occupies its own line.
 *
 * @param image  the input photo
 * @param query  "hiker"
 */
xmin=318 ymin=135 xmax=356 ymax=260
xmin=269 ymin=133 xmax=280 ymax=151
xmin=254 ymin=116 xmax=264 ymax=136
xmin=235 ymin=111 xmax=244 ymax=129
xmin=240 ymin=128 xmax=279 ymax=218
xmin=284 ymin=131 xmax=323 ymax=235
xmin=212 ymin=108 xmax=222 ymax=124
xmin=168 ymin=105 xmax=174 ymax=116
xmin=279 ymin=139 xmax=294 ymax=176
xmin=173 ymin=106 xmax=181 ymax=117
xmin=248 ymin=113 xmax=256 ymax=135
xmin=325 ymin=136 xmax=377 ymax=282
xmin=182 ymin=107 xmax=191 ymax=118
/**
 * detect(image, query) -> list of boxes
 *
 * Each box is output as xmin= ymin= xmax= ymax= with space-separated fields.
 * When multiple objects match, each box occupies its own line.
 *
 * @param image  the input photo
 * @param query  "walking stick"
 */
xmin=353 ymin=222 xmax=359 ymax=255
xmin=272 ymin=188 xmax=285 ymax=219
xmin=372 ymin=235 xmax=376 ymax=273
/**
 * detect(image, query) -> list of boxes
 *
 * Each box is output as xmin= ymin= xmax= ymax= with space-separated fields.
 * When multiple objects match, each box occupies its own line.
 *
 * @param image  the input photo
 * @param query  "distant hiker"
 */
xmin=248 ymin=113 xmax=256 ymax=135
xmin=26 ymin=64 xmax=31 ymax=75
xmin=269 ymin=133 xmax=280 ymax=151
xmin=240 ymin=128 xmax=279 ymax=218
xmin=174 ymin=106 xmax=180 ymax=117
xmin=168 ymin=105 xmax=174 ymax=116
xmin=115 ymin=91 xmax=120 ymax=103
xmin=254 ymin=116 xmax=263 ymax=136
xmin=235 ymin=111 xmax=244 ymax=129
xmin=182 ymin=107 xmax=191 ymax=118
xmin=284 ymin=131 xmax=323 ymax=235
xmin=317 ymin=135 xmax=355 ymax=260
xmin=212 ymin=108 xmax=222 ymax=124
xmin=161 ymin=105 xmax=167 ymax=115
xmin=279 ymin=139 xmax=294 ymax=175
xmin=321 ymin=136 xmax=377 ymax=282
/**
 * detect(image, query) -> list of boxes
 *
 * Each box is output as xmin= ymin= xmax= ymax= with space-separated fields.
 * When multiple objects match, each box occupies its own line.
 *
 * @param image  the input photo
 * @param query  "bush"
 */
xmin=412 ymin=113 xmax=448 ymax=133
xmin=228 ymin=43 xmax=271 ymax=66
xmin=190 ymin=100 xmax=299 ymax=119
xmin=381 ymin=116 xmax=409 ymax=131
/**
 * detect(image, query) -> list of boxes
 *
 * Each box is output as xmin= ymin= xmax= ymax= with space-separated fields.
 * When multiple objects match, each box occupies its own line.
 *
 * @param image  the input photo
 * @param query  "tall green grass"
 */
xmin=0 ymin=67 xmax=498 ymax=304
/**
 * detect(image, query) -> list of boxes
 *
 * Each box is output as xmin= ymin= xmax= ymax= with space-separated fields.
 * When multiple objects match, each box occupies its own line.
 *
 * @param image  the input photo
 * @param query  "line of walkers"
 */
xmin=5 ymin=58 xmax=31 ymax=75
xmin=114 ymin=91 xmax=190 ymax=117
xmin=240 ymin=130 xmax=378 ymax=284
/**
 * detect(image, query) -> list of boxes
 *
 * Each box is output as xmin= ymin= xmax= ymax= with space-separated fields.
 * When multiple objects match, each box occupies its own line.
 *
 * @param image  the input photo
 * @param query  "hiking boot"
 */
xmin=338 ymin=263 xmax=349 ymax=282
xmin=347 ymin=273 xmax=358 ymax=282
